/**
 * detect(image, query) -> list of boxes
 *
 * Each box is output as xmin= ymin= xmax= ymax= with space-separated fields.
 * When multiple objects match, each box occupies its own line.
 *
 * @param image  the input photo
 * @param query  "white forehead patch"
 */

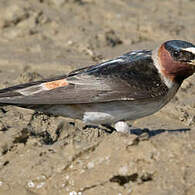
xmin=183 ymin=47 xmax=195 ymax=54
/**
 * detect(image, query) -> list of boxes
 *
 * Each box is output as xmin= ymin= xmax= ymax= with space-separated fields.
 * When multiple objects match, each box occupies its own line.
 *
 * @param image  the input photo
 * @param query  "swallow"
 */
xmin=0 ymin=40 xmax=195 ymax=132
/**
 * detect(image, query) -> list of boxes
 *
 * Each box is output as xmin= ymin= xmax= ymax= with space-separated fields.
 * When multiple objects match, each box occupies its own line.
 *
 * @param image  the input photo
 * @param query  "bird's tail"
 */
xmin=0 ymin=75 xmax=67 ymax=105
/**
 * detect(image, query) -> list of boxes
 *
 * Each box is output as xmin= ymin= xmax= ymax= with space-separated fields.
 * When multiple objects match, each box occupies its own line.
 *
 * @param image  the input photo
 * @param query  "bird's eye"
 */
xmin=173 ymin=51 xmax=180 ymax=58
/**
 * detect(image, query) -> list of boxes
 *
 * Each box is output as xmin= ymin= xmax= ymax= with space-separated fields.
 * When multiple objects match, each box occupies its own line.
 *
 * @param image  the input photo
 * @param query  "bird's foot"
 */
xmin=101 ymin=124 xmax=116 ymax=133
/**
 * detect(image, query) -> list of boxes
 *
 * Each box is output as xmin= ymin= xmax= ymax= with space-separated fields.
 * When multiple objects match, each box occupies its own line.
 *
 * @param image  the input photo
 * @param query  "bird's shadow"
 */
xmin=83 ymin=125 xmax=191 ymax=137
xmin=129 ymin=128 xmax=191 ymax=137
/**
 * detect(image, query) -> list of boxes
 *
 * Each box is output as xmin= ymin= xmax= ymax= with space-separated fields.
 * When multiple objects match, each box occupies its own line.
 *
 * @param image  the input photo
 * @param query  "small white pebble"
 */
xmin=114 ymin=121 xmax=130 ymax=133
xmin=119 ymin=165 xmax=128 ymax=175
xmin=80 ymin=169 xmax=85 ymax=174
xmin=36 ymin=175 xmax=46 ymax=181
xmin=66 ymin=175 xmax=70 ymax=180
xmin=27 ymin=181 xmax=35 ymax=188
xmin=69 ymin=191 xmax=82 ymax=195
xmin=87 ymin=161 xmax=95 ymax=169
xmin=105 ymin=156 xmax=110 ymax=160
xmin=0 ymin=181 xmax=3 ymax=186
xmin=67 ymin=40 xmax=73 ymax=45
xmin=69 ymin=191 xmax=77 ymax=195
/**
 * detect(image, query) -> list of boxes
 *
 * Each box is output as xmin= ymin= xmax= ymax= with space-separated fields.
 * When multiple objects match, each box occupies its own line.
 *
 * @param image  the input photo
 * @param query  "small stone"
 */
xmin=118 ymin=165 xmax=129 ymax=175
xmin=27 ymin=180 xmax=35 ymax=188
xmin=114 ymin=121 xmax=130 ymax=133
xmin=87 ymin=161 xmax=95 ymax=169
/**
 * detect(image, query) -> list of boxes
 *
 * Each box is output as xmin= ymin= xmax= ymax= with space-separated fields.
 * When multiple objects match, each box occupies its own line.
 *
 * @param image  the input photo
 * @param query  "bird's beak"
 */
xmin=183 ymin=47 xmax=195 ymax=66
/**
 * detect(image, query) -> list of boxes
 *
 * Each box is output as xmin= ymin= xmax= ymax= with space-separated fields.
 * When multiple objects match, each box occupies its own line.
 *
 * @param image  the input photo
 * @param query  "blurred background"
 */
xmin=0 ymin=0 xmax=194 ymax=194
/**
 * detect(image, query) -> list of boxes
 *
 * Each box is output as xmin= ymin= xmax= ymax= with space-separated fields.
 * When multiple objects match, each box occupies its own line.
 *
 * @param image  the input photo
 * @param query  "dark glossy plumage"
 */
xmin=0 ymin=50 xmax=168 ymax=105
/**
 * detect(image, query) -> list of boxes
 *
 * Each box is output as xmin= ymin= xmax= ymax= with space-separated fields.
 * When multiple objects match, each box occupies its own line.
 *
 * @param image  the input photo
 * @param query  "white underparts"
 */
xmin=152 ymin=47 xmax=174 ymax=88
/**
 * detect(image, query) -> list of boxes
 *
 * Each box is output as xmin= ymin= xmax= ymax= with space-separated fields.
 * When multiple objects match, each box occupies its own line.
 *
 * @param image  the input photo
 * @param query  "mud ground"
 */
xmin=0 ymin=0 xmax=194 ymax=195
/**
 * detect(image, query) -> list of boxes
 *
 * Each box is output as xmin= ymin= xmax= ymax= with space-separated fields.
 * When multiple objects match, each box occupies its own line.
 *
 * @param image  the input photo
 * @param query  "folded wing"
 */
xmin=0 ymin=50 xmax=168 ymax=105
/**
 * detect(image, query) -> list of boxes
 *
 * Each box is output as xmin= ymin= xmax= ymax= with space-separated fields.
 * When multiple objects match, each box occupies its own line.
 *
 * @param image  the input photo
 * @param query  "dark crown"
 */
xmin=164 ymin=40 xmax=195 ymax=63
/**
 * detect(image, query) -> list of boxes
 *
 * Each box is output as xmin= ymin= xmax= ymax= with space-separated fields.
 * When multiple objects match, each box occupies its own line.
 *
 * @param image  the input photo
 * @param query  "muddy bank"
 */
xmin=0 ymin=0 xmax=194 ymax=194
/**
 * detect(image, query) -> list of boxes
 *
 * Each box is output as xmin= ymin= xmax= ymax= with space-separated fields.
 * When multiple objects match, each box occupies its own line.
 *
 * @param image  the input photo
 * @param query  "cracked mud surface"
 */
xmin=0 ymin=0 xmax=194 ymax=194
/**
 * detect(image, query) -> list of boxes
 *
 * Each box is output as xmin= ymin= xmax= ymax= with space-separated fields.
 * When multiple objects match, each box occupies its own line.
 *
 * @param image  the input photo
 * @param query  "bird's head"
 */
xmin=158 ymin=40 xmax=195 ymax=84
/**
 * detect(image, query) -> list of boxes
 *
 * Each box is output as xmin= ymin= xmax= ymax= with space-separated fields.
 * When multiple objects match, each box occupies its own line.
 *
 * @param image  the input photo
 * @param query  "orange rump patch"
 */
xmin=44 ymin=79 xmax=69 ymax=90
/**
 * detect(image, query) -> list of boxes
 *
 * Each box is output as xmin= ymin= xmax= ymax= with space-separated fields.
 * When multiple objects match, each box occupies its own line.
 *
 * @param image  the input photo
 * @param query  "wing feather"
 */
xmin=0 ymin=51 xmax=169 ymax=105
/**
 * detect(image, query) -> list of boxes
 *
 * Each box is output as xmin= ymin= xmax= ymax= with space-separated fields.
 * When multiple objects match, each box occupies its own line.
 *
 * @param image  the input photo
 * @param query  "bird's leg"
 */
xmin=83 ymin=124 xmax=100 ymax=130
xmin=101 ymin=124 xmax=116 ymax=133
xmin=83 ymin=124 xmax=115 ymax=133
